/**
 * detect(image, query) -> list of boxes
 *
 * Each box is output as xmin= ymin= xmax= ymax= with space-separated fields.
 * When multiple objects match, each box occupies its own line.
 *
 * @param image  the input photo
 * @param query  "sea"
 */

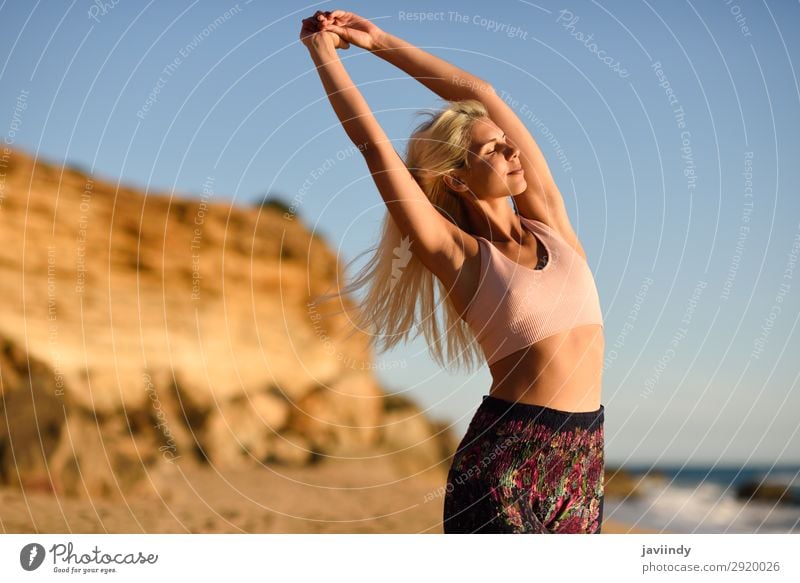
xmin=603 ymin=463 xmax=800 ymax=534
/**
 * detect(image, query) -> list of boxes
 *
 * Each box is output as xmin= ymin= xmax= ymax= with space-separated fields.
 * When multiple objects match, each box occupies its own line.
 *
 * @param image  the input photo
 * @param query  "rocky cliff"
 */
xmin=0 ymin=147 xmax=457 ymax=501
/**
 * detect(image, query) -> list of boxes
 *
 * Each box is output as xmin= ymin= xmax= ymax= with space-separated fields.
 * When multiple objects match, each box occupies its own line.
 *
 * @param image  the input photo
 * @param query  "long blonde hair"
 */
xmin=310 ymin=99 xmax=490 ymax=373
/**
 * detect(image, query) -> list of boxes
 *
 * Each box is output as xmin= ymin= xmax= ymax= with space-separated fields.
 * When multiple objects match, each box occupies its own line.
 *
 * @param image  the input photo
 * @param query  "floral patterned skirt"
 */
xmin=442 ymin=394 xmax=605 ymax=534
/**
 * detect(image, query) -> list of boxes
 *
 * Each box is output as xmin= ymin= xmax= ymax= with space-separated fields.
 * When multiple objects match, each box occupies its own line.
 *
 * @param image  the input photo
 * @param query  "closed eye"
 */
xmin=484 ymin=133 xmax=508 ymax=156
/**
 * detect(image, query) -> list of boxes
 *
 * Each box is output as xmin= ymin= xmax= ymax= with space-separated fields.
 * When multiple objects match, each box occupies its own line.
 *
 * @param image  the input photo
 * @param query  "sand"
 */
xmin=0 ymin=455 xmax=657 ymax=534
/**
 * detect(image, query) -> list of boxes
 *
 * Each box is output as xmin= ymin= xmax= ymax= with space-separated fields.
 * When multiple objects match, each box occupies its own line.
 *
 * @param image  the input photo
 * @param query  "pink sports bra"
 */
xmin=463 ymin=215 xmax=604 ymax=365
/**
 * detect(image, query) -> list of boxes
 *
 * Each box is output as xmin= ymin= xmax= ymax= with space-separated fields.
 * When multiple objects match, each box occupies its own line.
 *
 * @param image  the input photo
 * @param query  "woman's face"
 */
xmin=451 ymin=118 xmax=526 ymax=200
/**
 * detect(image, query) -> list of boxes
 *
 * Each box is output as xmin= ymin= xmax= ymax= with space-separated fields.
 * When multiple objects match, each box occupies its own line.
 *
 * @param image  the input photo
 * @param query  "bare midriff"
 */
xmin=443 ymin=227 xmax=604 ymax=413
xmin=486 ymin=323 xmax=604 ymax=412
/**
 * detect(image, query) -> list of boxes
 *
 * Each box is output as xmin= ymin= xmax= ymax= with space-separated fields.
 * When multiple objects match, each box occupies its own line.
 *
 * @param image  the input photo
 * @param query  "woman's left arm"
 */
xmin=367 ymin=30 xmax=583 ymax=256
xmin=369 ymin=29 xmax=494 ymax=104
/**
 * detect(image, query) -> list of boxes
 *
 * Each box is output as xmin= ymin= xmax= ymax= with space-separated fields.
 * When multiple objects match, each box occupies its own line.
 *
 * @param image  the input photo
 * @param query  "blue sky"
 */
xmin=1 ymin=0 xmax=798 ymax=466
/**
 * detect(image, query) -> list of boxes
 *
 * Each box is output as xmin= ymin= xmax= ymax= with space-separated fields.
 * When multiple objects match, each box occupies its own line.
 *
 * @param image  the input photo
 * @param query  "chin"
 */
xmin=508 ymin=178 xmax=527 ymax=195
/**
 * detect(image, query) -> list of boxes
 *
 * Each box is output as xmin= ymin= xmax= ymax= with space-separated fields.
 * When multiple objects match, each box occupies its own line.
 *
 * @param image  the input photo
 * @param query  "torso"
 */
xmin=446 ymin=223 xmax=604 ymax=412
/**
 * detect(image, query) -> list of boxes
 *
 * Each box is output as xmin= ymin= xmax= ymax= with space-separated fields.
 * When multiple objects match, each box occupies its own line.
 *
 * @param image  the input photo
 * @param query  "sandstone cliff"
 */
xmin=0 ymin=147 xmax=458 ymax=501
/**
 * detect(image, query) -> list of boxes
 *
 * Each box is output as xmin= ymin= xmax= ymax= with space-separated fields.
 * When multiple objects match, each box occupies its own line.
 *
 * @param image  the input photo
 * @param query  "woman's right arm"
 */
xmin=305 ymin=33 xmax=383 ymax=154
xmin=303 ymin=32 xmax=467 ymax=276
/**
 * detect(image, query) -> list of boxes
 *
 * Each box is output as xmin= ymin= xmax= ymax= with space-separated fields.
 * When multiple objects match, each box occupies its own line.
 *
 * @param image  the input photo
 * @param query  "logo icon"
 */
xmin=390 ymin=234 xmax=413 ymax=290
xmin=20 ymin=543 xmax=46 ymax=571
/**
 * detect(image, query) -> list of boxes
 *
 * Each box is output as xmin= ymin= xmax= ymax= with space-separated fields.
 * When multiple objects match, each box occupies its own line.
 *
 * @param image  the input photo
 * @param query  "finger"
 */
xmin=330 ymin=10 xmax=345 ymax=18
xmin=324 ymin=24 xmax=349 ymax=39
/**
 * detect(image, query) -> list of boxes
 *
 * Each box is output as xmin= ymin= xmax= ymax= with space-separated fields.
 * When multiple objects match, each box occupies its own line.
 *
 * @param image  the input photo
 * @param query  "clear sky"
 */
xmin=1 ymin=0 xmax=798 ymax=466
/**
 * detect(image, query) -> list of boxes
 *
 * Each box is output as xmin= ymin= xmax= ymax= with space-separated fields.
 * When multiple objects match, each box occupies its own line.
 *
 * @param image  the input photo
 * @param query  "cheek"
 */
xmin=487 ymin=161 xmax=508 ymax=182
xmin=469 ymin=160 xmax=505 ymax=190
xmin=475 ymin=160 xmax=504 ymax=183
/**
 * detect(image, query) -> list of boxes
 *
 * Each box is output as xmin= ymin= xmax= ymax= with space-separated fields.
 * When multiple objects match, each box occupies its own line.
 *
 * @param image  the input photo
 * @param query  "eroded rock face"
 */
xmin=0 ymin=338 xmax=64 ymax=492
xmin=0 ymin=148 xmax=458 ymax=499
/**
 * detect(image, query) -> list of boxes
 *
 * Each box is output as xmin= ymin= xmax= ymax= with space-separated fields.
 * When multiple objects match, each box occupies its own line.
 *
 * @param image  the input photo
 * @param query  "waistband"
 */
xmin=478 ymin=394 xmax=604 ymax=432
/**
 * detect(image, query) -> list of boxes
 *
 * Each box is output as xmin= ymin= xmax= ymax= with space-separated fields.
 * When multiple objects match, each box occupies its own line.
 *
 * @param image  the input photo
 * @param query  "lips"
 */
xmin=508 ymin=167 xmax=523 ymax=175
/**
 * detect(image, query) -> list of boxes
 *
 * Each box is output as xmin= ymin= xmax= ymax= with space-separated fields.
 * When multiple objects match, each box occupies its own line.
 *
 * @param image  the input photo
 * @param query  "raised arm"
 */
xmin=300 ymin=14 xmax=467 ymax=276
xmin=322 ymin=11 xmax=585 ymax=259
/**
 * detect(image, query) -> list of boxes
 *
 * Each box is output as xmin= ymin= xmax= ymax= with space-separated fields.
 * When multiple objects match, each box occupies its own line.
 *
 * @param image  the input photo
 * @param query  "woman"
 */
xmin=301 ymin=10 xmax=605 ymax=534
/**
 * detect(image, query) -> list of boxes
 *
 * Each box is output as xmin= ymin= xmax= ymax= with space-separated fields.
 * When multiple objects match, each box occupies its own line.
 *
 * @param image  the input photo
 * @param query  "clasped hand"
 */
xmin=299 ymin=9 xmax=381 ymax=51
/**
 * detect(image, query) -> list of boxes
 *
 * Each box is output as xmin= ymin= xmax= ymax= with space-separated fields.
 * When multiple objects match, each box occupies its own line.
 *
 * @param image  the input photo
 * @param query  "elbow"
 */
xmin=356 ymin=140 xmax=378 ymax=158
xmin=359 ymin=140 xmax=393 ymax=161
xmin=469 ymin=79 xmax=494 ymax=98
xmin=480 ymin=83 xmax=497 ymax=98
xmin=347 ymin=134 xmax=383 ymax=158
xmin=452 ymin=76 xmax=493 ymax=101
xmin=461 ymin=81 xmax=495 ymax=103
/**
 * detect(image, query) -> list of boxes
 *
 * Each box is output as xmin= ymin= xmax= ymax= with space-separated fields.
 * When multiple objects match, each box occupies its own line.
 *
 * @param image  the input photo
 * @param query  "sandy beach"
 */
xmin=0 ymin=454 xmax=658 ymax=534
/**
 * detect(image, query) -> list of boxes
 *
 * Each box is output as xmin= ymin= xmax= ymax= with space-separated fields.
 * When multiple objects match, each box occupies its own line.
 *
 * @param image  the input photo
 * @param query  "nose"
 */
xmin=506 ymin=141 xmax=520 ymax=160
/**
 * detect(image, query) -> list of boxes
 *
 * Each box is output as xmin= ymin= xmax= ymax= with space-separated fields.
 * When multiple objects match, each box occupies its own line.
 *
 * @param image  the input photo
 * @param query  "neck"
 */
xmin=465 ymin=198 xmax=522 ymax=242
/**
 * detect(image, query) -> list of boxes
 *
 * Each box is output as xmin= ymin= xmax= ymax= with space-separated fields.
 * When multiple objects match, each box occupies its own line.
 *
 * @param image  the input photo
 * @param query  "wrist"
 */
xmin=306 ymin=34 xmax=337 ymax=57
xmin=369 ymin=30 xmax=391 ymax=53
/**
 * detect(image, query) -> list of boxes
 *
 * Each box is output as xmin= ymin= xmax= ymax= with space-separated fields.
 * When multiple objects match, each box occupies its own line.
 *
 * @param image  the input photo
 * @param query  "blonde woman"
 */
xmin=301 ymin=10 xmax=605 ymax=534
